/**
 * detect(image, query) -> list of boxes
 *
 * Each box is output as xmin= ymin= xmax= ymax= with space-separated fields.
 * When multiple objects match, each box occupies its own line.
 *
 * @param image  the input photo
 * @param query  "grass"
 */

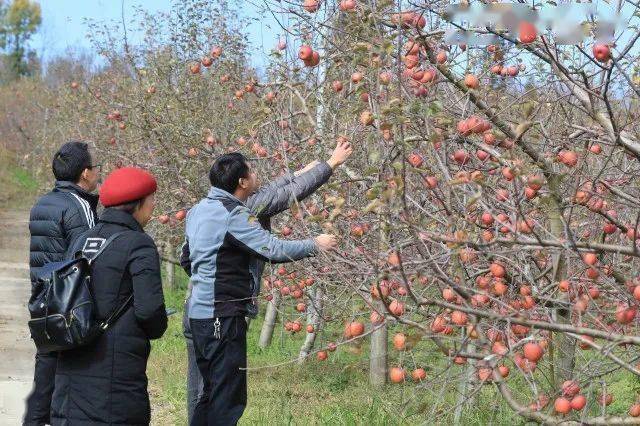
xmin=0 ymin=147 xmax=38 ymax=209
xmin=148 ymin=269 xmax=640 ymax=425
xmin=147 ymin=270 xmax=520 ymax=426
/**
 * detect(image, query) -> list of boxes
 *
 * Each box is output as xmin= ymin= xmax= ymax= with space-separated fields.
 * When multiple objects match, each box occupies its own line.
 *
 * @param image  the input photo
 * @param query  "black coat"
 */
xmin=50 ymin=208 xmax=168 ymax=426
xmin=29 ymin=181 xmax=98 ymax=282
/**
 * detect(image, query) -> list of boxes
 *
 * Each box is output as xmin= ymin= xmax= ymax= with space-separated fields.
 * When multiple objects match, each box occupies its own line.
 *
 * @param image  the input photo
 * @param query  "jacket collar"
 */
xmin=54 ymin=181 xmax=99 ymax=210
xmin=206 ymin=186 xmax=246 ymax=206
xmin=98 ymin=208 xmax=144 ymax=232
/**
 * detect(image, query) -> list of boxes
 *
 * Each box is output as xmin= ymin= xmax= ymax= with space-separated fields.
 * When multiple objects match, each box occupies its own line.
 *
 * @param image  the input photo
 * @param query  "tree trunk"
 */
xmin=298 ymin=287 xmax=324 ymax=362
xmin=258 ymin=288 xmax=280 ymax=348
xmin=451 ymin=254 xmax=473 ymax=424
xmin=552 ymin=259 xmax=575 ymax=383
xmin=547 ymin=175 xmax=574 ymax=385
xmin=453 ymin=335 xmax=475 ymax=425
xmin=164 ymin=242 xmax=175 ymax=290
xmin=369 ymin=310 xmax=388 ymax=387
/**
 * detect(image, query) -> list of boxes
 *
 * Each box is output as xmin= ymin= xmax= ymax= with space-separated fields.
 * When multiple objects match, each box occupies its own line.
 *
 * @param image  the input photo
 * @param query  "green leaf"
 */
xmin=428 ymin=101 xmax=443 ymax=115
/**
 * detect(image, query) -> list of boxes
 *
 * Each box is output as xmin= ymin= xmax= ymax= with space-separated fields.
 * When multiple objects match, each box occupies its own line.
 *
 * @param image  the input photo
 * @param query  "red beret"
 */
xmin=99 ymin=167 xmax=157 ymax=207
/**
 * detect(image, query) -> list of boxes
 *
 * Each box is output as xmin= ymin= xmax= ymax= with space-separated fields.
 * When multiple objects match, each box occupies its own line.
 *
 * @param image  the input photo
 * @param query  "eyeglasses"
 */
xmin=89 ymin=164 xmax=102 ymax=172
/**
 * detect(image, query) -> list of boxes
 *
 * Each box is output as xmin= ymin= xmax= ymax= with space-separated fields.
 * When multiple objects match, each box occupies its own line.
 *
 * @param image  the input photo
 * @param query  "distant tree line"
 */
xmin=0 ymin=0 xmax=41 ymax=82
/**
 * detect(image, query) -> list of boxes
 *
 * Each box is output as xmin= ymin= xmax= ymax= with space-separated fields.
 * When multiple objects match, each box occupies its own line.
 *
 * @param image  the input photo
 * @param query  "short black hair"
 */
xmin=209 ymin=152 xmax=249 ymax=193
xmin=111 ymin=199 xmax=141 ymax=214
xmin=52 ymin=141 xmax=92 ymax=182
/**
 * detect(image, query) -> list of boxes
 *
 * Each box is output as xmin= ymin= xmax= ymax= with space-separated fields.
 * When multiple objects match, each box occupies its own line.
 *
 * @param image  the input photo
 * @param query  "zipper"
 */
xmin=249 ymin=272 xmax=256 ymax=295
xmin=71 ymin=301 xmax=92 ymax=312
xmin=29 ymin=314 xmax=70 ymax=328
xmin=69 ymin=301 xmax=92 ymax=326
xmin=29 ymin=301 xmax=92 ymax=329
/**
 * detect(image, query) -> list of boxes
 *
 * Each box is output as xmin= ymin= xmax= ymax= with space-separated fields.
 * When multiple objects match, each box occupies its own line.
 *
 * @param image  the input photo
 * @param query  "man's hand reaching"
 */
xmin=327 ymin=139 xmax=353 ymax=170
xmin=314 ymin=234 xmax=338 ymax=251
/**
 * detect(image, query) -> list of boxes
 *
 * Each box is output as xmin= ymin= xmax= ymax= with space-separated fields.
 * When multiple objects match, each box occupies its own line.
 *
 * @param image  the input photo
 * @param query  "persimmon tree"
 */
xmin=249 ymin=0 xmax=640 ymax=423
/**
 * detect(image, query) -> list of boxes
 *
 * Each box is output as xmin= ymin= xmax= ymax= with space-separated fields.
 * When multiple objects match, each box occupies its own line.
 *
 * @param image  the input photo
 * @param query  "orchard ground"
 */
xmin=152 ymin=269 xmax=640 ymax=425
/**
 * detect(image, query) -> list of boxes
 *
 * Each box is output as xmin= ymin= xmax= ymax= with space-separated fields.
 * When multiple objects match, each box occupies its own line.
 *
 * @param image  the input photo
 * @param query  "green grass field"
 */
xmin=147 ymin=270 xmax=519 ymax=425
xmin=0 ymin=147 xmax=38 ymax=208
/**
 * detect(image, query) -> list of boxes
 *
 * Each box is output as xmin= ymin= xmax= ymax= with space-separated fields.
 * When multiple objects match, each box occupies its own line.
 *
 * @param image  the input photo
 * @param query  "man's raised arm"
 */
xmin=248 ymin=139 xmax=353 ymax=219
xmin=227 ymin=205 xmax=336 ymax=262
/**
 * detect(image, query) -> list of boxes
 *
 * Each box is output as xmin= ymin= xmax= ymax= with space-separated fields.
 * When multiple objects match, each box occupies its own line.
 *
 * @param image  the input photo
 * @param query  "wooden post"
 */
xmin=453 ymin=330 xmax=474 ymax=425
xmin=547 ymin=175 xmax=574 ymax=385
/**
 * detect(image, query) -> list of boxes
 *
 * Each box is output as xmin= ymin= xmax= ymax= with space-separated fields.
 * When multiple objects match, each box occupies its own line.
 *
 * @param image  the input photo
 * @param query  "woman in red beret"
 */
xmin=50 ymin=167 xmax=168 ymax=426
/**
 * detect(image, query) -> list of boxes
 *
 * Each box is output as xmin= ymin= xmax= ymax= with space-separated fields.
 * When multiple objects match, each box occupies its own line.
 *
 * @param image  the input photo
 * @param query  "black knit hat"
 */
xmin=52 ymin=141 xmax=92 ymax=182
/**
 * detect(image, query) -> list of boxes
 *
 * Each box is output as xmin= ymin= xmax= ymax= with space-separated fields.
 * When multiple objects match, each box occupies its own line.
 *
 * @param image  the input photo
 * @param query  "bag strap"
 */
xmin=100 ymin=294 xmax=134 ymax=331
xmin=84 ymin=230 xmax=132 ymax=331
xmin=85 ymin=231 xmax=129 ymax=265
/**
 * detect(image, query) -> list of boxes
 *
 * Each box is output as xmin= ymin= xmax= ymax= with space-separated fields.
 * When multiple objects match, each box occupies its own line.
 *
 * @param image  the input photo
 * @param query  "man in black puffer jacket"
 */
xmin=25 ymin=141 xmax=101 ymax=426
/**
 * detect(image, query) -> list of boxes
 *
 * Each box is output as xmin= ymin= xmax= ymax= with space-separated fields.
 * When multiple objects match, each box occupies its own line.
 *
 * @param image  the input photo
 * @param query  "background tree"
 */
xmin=3 ymin=0 xmax=640 ymax=423
xmin=0 ymin=0 xmax=41 ymax=81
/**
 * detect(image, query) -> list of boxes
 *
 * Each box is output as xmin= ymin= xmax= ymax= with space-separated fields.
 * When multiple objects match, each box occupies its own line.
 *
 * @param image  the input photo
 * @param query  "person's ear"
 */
xmin=238 ymin=177 xmax=248 ymax=189
xmin=80 ymin=168 xmax=90 ymax=181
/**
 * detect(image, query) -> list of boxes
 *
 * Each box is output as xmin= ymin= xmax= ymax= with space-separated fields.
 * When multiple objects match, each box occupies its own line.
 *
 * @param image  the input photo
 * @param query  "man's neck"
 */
xmin=75 ymin=181 xmax=92 ymax=193
xmin=233 ymin=190 xmax=248 ymax=202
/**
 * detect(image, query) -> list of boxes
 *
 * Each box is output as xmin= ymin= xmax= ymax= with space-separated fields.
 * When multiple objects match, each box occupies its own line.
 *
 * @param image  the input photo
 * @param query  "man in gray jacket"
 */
xmin=181 ymin=142 xmax=351 ymax=425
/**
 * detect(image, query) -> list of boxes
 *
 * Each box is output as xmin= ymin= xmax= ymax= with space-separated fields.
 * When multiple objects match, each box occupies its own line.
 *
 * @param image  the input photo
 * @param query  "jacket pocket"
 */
xmin=28 ymin=315 xmax=73 ymax=353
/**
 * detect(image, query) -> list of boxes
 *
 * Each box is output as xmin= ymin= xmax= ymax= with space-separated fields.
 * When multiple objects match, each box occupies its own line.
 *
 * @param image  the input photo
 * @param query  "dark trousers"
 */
xmin=190 ymin=316 xmax=247 ymax=426
xmin=24 ymin=351 xmax=57 ymax=425
xmin=186 ymin=336 xmax=205 ymax=423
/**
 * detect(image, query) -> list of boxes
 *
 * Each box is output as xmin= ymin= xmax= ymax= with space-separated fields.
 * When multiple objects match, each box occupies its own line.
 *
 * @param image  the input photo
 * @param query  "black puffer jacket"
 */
xmin=29 ymin=181 xmax=98 ymax=281
xmin=50 ymin=208 xmax=168 ymax=426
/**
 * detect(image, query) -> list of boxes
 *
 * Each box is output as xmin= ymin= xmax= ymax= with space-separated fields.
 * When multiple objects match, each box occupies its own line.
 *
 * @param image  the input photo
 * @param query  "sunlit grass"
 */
xmin=0 ymin=147 xmax=38 ymax=208
xmin=147 ymin=266 xmax=640 ymax=425
xmin=148 ymin=270 xmax=520 ymax=425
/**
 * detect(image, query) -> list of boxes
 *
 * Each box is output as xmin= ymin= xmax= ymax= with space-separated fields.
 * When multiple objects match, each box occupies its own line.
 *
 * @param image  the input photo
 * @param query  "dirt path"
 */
xmin=0 ymin=210 xmax=35 ymax=425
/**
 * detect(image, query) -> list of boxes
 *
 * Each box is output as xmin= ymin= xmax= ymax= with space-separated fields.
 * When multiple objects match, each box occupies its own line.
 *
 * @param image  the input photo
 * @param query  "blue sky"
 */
xmin=28 ymin=1 xmax=638 ymax=75
xmin=30 ymin=0 xmax=279 ymax=72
